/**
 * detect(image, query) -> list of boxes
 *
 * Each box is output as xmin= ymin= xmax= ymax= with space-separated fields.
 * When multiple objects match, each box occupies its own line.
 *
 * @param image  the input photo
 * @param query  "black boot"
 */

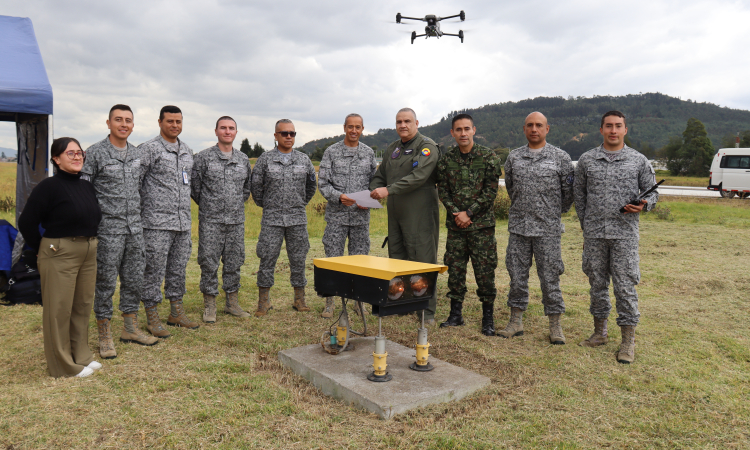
xmin=439 ymin=299 xmax=465 ymax=328
xmin=481 ymin=302 xmax=495 ymax=336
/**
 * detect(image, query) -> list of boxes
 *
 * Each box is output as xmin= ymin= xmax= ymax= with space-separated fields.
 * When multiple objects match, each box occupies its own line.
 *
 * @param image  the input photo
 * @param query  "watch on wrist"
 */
xmin=465 ymin=209 xmax=473 ymax=218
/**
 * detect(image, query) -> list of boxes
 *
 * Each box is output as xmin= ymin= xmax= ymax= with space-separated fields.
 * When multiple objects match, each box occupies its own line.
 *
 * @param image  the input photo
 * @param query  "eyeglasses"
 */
xmin=64 ymin=150 xmax=84 ymax=159
xmin=277 ymin=131 xmax=297 ymax=138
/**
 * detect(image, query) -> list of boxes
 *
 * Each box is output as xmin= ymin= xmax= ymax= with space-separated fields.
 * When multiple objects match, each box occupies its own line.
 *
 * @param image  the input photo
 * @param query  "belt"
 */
xmin=63 ymin=236 xmax=97 ymax=242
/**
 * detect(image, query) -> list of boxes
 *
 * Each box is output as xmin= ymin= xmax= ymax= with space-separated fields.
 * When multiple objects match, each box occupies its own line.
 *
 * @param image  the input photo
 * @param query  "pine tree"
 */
xmin=239 ymin=138 xmax=252 ymax=158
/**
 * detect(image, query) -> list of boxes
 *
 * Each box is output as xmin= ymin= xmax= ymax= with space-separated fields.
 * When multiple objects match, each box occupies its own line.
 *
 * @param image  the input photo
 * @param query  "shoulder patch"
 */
xmin=421 ymin=148 xmax=431 ymax=157
xmin=566 ymin=174 xmax=575 ymax=185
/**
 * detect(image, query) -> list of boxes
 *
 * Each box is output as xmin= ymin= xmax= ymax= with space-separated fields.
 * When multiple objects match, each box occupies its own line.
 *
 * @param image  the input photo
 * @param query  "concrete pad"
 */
xmin=278 ymin=336 xmax=491 ymax=419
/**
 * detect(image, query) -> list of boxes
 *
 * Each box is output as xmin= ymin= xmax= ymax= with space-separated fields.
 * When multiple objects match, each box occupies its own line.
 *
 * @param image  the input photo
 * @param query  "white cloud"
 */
xmin=2 ymin=0 xmax=750 ymax=150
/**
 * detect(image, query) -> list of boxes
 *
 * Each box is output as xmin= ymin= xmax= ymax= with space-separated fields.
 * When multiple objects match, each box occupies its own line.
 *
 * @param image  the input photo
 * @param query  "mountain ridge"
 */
xmin=298 ymin=93 xmax=750 ymax=160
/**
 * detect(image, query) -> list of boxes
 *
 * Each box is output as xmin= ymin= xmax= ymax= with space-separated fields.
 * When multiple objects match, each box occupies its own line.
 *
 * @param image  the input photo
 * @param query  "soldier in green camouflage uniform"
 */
xmin=369 ymin=108 xmax=440 ymax=324
xmin=436 ymin=114 xmax=501 ymax=336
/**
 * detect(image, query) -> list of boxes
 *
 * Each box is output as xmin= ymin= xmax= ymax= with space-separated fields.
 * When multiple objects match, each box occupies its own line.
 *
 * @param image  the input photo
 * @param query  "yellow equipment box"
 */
xmin=313 ymin=255 xmax=447 ymax=317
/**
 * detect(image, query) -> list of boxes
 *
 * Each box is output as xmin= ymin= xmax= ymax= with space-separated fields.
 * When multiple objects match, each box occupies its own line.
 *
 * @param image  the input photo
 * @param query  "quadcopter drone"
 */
xmin=396 ymin=11 xmax=465 ymax=44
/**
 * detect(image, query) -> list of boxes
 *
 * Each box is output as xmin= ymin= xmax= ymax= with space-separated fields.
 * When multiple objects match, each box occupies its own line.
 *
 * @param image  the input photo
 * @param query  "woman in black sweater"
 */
xmin=18 ymin=137 xmax=102 ymax=378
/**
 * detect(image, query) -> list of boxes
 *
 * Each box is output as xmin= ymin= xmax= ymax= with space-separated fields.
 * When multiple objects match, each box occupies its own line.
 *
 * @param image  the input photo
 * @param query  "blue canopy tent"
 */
xmin=0 ymin=15 xmax=53 ymax=226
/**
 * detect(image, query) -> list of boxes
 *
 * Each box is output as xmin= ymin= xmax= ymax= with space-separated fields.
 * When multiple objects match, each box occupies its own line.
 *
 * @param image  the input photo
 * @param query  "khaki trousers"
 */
xmin=38 ymin=236 xmax=98 ymax=378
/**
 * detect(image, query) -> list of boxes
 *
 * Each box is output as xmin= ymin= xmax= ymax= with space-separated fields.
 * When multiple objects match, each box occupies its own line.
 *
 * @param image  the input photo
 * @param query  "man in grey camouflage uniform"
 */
xmin=191 ymin=116 xmax=252 ymax=323
xmin=250 ymin=119 xmax=317 ymax=316
xmin=82 ymin=104 xmax=158 ymax=359
xmin=317 ymin=114 xmax=377 ymax=318
xmin=574 ymin=110 xmax=658 ymax=364
xmin=138 ymin=105 xmax=199 ymax=337
xmin=500 ymin=111 xmax=575 ymax=345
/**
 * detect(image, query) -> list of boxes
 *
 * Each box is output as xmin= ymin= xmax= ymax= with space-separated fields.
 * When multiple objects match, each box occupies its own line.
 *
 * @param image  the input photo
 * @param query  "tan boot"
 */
xmin=225 ymin=291 xmax=251 ymax=318
xmin=203 ymin=294 xmax=217 ymax=323
xmin=145 ymin=305 xmax=171 ymax=338
xmin=167 ymin=300 xmax=200 ymax=329
xmin=120 ymin=313 xmax=159 ymax=346
xmin=292 ymin=287 xmax=310 ymax=312
xmin=255 ymin=287 xmax=272 ymax=317
xmin=320 ymin=297 xmax=335 ymax=318
xmin=96 ymin=318 xmax=117 ymax=359
xmin=549 ymin=314 xmax=566 ymax=345
xmin=579 ymin=317 xmax=609 ymax=347
xmin=497 ymin=307 xmax=524 ymax=338
xmin=617 ymin=325 xmax=636 ymax=364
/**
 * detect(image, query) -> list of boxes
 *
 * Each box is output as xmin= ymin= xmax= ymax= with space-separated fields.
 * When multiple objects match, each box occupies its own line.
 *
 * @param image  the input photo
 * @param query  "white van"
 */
xmin=708 ymin=148 xmax=750 ymax=198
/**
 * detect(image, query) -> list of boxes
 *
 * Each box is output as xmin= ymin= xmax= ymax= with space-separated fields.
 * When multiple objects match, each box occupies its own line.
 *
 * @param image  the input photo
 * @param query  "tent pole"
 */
xmin=47 ymin=114 xmax=53 ymax=177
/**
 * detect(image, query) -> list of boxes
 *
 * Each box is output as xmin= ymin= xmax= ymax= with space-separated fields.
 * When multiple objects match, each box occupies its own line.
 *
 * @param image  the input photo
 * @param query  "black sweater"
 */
xmin=18 ymin=170 xmax=102 ymax=252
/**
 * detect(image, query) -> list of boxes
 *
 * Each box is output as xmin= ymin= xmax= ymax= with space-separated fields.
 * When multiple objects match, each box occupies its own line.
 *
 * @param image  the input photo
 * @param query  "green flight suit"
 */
xmin=369 ymin=132 xmax=441 ymax=319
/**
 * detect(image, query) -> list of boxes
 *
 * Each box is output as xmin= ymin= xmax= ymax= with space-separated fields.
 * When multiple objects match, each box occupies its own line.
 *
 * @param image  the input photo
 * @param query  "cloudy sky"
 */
xmin=2 ymin=0 xmax=750 ymax=151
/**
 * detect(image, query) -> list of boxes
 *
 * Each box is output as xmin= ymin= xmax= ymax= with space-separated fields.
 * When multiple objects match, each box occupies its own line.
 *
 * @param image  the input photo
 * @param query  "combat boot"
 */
xmin=320 ymin=297 xmax=335 ymax=318
xmin=548 ymin=314 xmax=566 ymax=345
xmin=440 ymin=299 xmax=465 ymax=328
xmin=497 ymin=307 xmax=524 ymax=338
xmin=96 ymin=318 xmax=117 ymax=359
xmin=617 ymin=325 xmax=636 ymax=364
xmin=579 ymin=317 xmax=608 ymax=347
xmin=167 ymin=300 xmax=200 ymax=329
xmin=225 ymin=291 xmax=251 ymax=318
xmin=145 ymin=305 xmax=171 ymax=338
xmin=481 ymin=302 xmax=495 ymax=336
xmin=120 ymin=313 xmax=159 ymax=346
xmin=203 ymin=294 xmax=217 ymax=323
xmin=255 ymin=287 xmax=272 ymax=317
xmin=292 ymin=287 xmax=310 ymax=312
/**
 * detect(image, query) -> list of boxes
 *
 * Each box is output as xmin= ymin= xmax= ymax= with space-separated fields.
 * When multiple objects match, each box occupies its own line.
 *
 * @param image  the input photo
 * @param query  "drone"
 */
xmin=396 ymin=11 xmax=465 ymax=44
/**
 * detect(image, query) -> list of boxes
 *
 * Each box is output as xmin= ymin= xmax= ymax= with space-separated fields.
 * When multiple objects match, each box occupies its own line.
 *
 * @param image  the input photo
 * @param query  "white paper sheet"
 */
xmin=345 ymin=190 xmax=383 ymax=209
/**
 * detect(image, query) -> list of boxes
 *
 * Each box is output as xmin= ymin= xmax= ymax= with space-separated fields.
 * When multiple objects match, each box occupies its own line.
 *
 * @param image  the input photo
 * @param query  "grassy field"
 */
xmin=653 ymin=170 xmax=709 ymax=187
xmin=1 ymin=163 xmax=749 ymax=449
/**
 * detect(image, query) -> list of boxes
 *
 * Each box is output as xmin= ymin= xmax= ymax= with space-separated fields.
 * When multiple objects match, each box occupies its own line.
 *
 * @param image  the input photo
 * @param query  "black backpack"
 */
xmin=2 ymin=251 xmax=41 ymax=305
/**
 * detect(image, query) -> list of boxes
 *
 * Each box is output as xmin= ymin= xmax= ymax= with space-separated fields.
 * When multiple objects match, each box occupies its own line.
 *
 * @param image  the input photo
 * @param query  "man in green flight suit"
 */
xmin=370 ymin=107 xmax=441 ymax=325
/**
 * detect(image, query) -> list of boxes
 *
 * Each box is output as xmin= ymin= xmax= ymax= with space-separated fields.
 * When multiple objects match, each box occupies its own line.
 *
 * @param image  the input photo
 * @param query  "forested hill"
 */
xmin=298 ymin=93 xmax=750 ymax=160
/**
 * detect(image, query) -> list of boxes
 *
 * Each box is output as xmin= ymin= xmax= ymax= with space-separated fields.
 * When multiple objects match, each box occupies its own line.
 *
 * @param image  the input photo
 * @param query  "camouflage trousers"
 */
xmin=506 ymin=233 xmax=565 ymax=315
xmin=444 ymin=227 xmax=497 ymax=304
xmin=582 ymin=237 xmax=640 ymax=326
xmin=93 ymin=232 xmax=145 ymax=320
xmin=322 ymin=223 xmax=370 ymax=257
xmin=142 ymin=229 xmax=192 ymax=308
xmin=198 ymin=221 xmax=245 ymax=296
xmin=256 ymin=224 xmax=309 ymax=288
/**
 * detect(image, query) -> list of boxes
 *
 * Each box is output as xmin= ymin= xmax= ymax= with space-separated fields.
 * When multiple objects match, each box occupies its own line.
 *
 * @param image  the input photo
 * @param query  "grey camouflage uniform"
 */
xmin=318 ymin=140 xmax=377 ymax=257
xmin=574 ymin=144 xmax=658 ymax=326
xmin=504 ymin=143 xmax=575 ymax=315
xmin=81 ymin=136 xmax=145 ymax=320
xmin=138 ymin=136 xmax=194 ymax=306
xmin=191 ymin=145 xmax=252 ymax=296
xmin=250 ymin=149 xmax=316 ymax=288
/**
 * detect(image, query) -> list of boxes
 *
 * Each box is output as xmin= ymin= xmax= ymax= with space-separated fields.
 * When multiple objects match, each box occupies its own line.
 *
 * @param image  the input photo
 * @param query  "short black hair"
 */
xmin=50 ymin=137 xmax=82 ymax=170
xmin=159 ymin=105 xmax=182 ymax=121
xmin=452 ymin=113 xmax=474 ymax=128
xmin=215 ymin=116 xmax=236 ymax=129
xmin=109 ymin=104 xmax=133 ymax=119
xmin=601 ymin=110 xmax=626 ymax=128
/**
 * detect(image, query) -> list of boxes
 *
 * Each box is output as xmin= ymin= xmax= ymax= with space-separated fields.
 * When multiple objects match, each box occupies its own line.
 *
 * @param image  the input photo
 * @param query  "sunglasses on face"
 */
xmin=277 ymin=131 xmax=297 ymax=138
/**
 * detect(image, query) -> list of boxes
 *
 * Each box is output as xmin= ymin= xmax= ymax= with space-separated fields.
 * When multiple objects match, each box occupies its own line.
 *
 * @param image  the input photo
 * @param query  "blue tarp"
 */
xmin=0 ymin=15 xmax=53 ymax=116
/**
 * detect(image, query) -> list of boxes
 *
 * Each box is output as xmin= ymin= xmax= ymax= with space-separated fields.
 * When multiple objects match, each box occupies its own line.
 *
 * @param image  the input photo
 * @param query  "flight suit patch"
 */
xmin=421 ymin=148 xmax=431 ymax=156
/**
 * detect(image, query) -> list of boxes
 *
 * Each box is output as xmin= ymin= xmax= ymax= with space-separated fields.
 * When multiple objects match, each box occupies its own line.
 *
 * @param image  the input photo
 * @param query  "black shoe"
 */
xmin=439 ymin=299 xmax=464 ymax=328
xmin=481 ymin=302 xmax=495 ymax=336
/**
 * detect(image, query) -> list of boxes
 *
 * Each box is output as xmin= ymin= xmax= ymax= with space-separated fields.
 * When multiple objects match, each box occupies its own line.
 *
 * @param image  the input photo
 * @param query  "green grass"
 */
xmin=653 ymin=170 xmax=709 ymax=187
xmin=1 ymin=162 xmax=749 ymax=449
